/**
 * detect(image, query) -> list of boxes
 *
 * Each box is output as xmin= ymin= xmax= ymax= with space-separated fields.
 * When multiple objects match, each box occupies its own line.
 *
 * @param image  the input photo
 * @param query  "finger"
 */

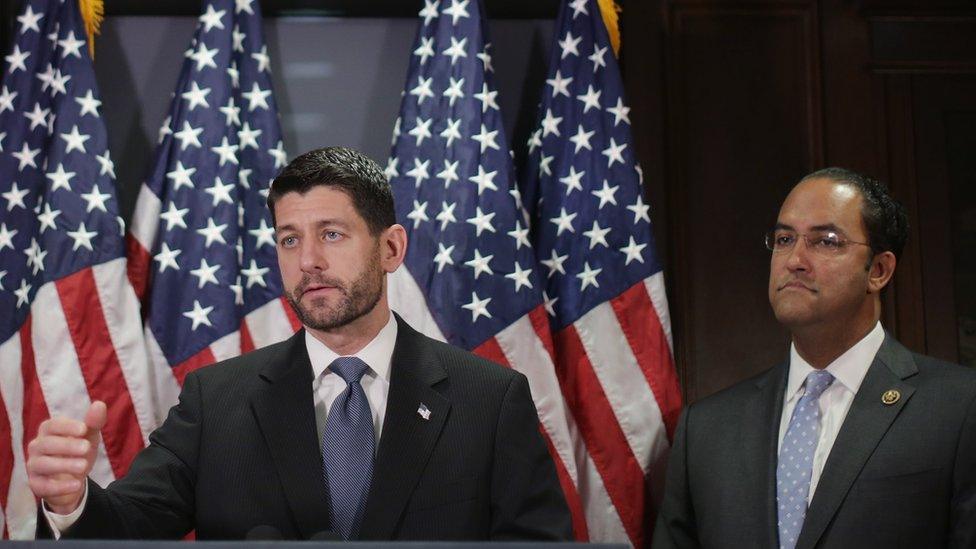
xmin=27 ymin=455 xmax=90 ymax=477
xmin=84 ymin=401 xmax=108 ymax=433
xmin=28 ymin=436 xmax=90 ymax=458
xmin=28 ymin=476 xmax=84 ymax=499
xmin=37 ymin=417 xmax=88 ymax=438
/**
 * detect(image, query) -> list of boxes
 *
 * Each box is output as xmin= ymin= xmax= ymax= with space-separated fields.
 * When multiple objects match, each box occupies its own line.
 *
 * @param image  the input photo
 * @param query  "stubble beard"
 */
xmin=285 ymin=259 xmax=385 ymax=332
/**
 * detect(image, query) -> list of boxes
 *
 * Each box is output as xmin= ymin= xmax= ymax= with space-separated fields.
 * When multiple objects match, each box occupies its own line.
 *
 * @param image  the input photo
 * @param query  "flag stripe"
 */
xmin=55 ymin=269 xmax=144 ymax=479
xmin=172 ymin=347 xmax=217 ymax=387
xmin=541 ymin=424 xmax=590 ymax=541
xmin=576 ymin=448 xmax=629 ymax=543
xmin=240 ymin=321 xmax=256 ymax=354
xmin=125 ymin=184 xmax=163 ymax=303
xmin=0 ymin=338 xmax=19 ymax=540
xmin=244 ymin=297 xmax=299 ymax=349
xmin=18 ymin=319 xmax=48 ymax=458
xmin=0 ymin=334 xmax=35 ymax=540
xmin=280 ymin=297 xmax=302 ymax=333
xmin=144 ymin=330 xmax=182 ymax=420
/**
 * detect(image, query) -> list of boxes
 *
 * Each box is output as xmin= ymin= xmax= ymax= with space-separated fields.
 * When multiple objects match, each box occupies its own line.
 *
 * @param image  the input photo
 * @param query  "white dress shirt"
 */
xmin=777 ymin=321 xmax=885 ymax=503
xmin=45 ymin=313 xmax=398 ymax=537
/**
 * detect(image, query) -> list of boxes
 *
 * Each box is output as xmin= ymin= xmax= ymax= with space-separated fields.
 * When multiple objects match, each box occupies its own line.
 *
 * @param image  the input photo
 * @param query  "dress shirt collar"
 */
xmin=305 ymin=313 xmax=398 ymax=382
xmin=786 ymin=321 xmax=885 ymax=401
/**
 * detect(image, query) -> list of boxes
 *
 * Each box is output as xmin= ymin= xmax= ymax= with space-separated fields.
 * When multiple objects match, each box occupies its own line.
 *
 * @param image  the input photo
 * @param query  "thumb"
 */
xmin=84 ymin=400 xmax=108 ymax=435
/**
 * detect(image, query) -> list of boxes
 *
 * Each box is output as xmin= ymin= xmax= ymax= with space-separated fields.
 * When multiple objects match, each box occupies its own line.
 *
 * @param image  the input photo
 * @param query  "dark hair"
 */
xmin=800 ymin=167 xmax=909 ymax=261
xmin=267 ymin=146 xmax=395 ymax=235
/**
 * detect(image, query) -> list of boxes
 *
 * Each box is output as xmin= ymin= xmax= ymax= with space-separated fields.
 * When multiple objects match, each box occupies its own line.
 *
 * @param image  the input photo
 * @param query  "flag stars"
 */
xmin=589 ymin=45 xmax=608 ymax=72
xmin=181 ymin=81 xmax=211 ymax=110
xmin=592 ymin=180 xmax=620 ymax=208
xmin=384 ymin=157 xmax=399 ymax=179
xmin=443 ymin=77 xmax=465 ymax=106
xmin=471 ymin=123 xmax=499 ymax=153
xmin=241 ymin=260 xmax=270 ymax=288
xmin=46 ymin=163 xmax=75 ymax=192
xmin=269 ymin=140 xmax=287 ymax=168
xmin=235 ymin=0 xmax=255 ymax=14
xmin=232 ymin=25 xmax=246 ymax=53
xmin=541 ymin=249 xmax=568 ymax=277
xmin=205 ymin=177 xmax=235 ymax=207
xmin=436 ymin=158 xmax=460 ymax=188
xmin=242 ymin=82 xmax=272 ymax=111
xmin=406 ymin=158 xmax=430 ymax=188
xmin=627 ymin=194 xmax=651 ymax=224
xmin=190 ymin=42 xmax=219 ymax=70
xmin=24 ymin=237 xmax=46 ymax=274
xmin=14 ymin=279 xmax=31 ymax=308
xmin=414 ymin=36 xmax=435 ymax=65
xmin=549 ymin=207 xmax=577 ymax=236
xmin=435 ymin=201 xmax=457 ymax=230
xmin=505 ymin=262 xmax=534 ymax=292
xmin=433 ymin=243 xmax=455 ymax=273
xmin=75 ymin=89 xmax=102 ymax=117
xmin=419 ymin=0 xmax=439 ymax=25
xmin=607 ymin=97 xmax=631 ymax=126
xmin=17 ymin=5 xmax=43 ymax=34
xmin=468 ymin=165 xmax=498 ymax=195
xmin=249 ymin=219 xmax=276 ymax=249
xmin=190 ymin=258 xmax=221 ymax=288
xmin=442 ymin=36 xmax=468 ymax=65
xmin=0 ymin=223 xmax=17 ymax=249
xmin=541 ymin=108 xmax=562 ymax=137
xmin=407 ymin=200 xmax=430 ymax=228
xmin=0 ymin=86 xmax=16 ymax=113
xmin=601 ymin=137 xmax=627 ymax=167
xmin=462 ymin=291 xmax=492 ymax=322
xmin=57 ymin=31 xmax=85 ymax=59
xmin=24 ymin=103 xmax=49 ymax=131
xmin=583 ymin=220 xmax=611 ymax=249
xmin=161 ymin=201 xmax=189 ymax=231
xmin=410 ymin=75 xmax=435 ymax=104
xmin=80 ymin=186 xmax=112 ymax=213
xmin=36 ymin=203 xmax=59 ymax=234
xmin=464 ymin=249 xmax=494 ymax=279
xmin=199 ymin=5 xmax=227 ymax=32
xmin=6 ymin=45 xmax=29 ymax=73
xmin=539 ymin=153 xmax=554 ymax=176
xmin=252 ymin=45 xmax=271 ymax=73
xmin=154 ymin=243 xmax=181 ymax=273
xmin=227 ymin=61 xmax=240 ymax=88
xmin=477 ymin=44 xmax=494 ymax=72
xmin=576 ymin=261 xmax=602 ymax=291
xmin=569 ymin=124 xmax=595 ymax=153
xmin=558 ymin=31 xmax=582 ymax=59
xmin=409 ymin=117 xmax=433 ymax=146
xmin=559 ymin=166 xmax=585 ymax=195
xmin=440 ymin=118 xmax=462 ymax=147
xmin=466 ymin=207 xmax=496 ymax=236
xmin=67 ymin=222 xmax=98 ymax=251
xmin=211 ymin=136 xmax=240 ymax=166
xmin=473 ymin=82 xmax=498 ymax=112
xmin=577 ymin=85 xmax=602 ymax=113
xmin=546 ymin=70 xmax=573 ymax=98
xmin=183 ymin=300 xmax=215 ymax=330
xmin=196 ymin=218 xmax=229 ymax=247
xmin=442 ymin=0 xmax=471 ymax=25
xmin=167 ymin=161 xmax=196 ymax=190
xmin=508 ymin=220 xmax=531 ymax=250
xmin=2 ymin=182 xmax=29 ymax=210
xmin=173 ymin=121 xmax=204 ymax=150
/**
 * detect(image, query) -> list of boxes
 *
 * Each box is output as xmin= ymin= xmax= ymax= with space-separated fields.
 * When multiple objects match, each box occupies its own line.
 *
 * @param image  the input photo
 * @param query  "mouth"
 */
xmin=300 ymin=284 xmax=340 ymax=299
xmin=777 ymin=280 xmax=816 ymax=293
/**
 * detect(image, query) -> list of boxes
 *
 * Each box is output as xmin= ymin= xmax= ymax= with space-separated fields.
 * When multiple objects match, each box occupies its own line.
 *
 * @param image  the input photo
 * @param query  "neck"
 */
xmin=791 ymin=313 xmax=878 ymax=369
xmin=306 ymin=301 xmax=392 ymax=356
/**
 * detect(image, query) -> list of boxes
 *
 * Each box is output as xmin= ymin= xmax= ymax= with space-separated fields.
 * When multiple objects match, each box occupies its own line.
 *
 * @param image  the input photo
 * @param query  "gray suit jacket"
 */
xmin=653 ymin=335 xmax=976 ymax=548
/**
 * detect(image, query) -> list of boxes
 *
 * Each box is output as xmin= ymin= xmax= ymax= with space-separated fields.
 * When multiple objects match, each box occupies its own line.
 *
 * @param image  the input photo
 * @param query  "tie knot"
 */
xmin=329 ymin=356 xmax=370 ymax=384
xmin=804 ymin=370 xmax=835 ymax=399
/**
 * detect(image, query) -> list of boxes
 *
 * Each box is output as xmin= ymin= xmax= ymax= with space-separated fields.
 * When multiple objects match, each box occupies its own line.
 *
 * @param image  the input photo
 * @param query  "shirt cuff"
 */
xmin=42 ymin=483 xmax=88 ymax=539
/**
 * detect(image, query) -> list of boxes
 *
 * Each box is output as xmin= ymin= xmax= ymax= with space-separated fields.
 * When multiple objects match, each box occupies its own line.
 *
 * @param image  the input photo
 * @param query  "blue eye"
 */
xmin=280 ymin=236 xmax=297 ymax=248
xmin=324 ymin=231 xmax=342 ymax=241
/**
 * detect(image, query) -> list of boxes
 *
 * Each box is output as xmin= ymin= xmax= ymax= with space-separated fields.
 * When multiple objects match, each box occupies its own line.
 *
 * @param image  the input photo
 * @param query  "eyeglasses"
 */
xmin=764 ymin=229 xmax=872 ymax=256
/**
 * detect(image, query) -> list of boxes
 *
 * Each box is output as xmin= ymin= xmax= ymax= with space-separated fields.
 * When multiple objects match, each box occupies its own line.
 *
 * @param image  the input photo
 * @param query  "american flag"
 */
xmin=125 ymin=0 xmax=298 ymax=415
xmin=384 ymin=0 xmax=590 ymax=539
xmin=518 ymin=0 xmax=683 ymax=546
xmin=0 ymin=0 xmax=157 ymax=539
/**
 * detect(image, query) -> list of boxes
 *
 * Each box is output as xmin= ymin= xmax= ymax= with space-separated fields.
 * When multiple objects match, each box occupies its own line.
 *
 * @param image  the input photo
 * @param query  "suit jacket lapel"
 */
xmin=797 ymin=335 xmax=918 ymax=549
xmin=359 ymin=315 xmax=450 ymax=540
xmin=744 ymin=362 xmax=789 ymax=549
xmin=250 ymin=330 xmax=332 ymax=539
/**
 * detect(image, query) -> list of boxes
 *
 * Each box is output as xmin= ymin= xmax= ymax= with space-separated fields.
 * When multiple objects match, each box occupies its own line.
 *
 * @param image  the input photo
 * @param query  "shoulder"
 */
xmin=909 ymin=351 xmax=976 ymax=399
xmin=416 ymin=330 xmax=521 ymax=387
xmin=688 ymin=365 xmax=782 ymax=414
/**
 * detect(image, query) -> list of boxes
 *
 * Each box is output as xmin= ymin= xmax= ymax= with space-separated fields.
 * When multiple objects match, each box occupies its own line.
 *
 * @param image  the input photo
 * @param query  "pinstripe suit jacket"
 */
xmin=40 ymin=315 xmax=573 ymax=540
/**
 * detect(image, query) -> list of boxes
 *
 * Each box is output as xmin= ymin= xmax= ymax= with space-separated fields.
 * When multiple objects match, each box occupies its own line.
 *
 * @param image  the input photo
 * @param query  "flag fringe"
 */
xmin=79 ymin=0 xmax=104 ymax=59
xmin=597 ymin=0 xmax=621 ymax=56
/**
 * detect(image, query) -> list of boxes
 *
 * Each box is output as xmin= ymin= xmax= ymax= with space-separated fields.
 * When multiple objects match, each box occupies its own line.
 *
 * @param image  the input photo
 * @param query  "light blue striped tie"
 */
xmin=777 ymin=370 xmax=834 ymax=549
xmin=322 ymin=357 xmax=374 ymax=540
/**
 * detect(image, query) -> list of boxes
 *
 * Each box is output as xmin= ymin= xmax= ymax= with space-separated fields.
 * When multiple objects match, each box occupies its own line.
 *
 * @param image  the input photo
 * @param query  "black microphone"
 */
xmin=309 ymin=530 xmax=344 ymax=541
xmin=245 ymin=525 xmax=283 ymax=540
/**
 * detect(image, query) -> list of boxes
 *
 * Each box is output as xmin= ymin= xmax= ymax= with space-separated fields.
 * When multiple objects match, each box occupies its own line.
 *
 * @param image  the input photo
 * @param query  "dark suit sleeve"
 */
xmin=488 ymin=372 xmax=573 ymax=541
xmin=951 ymin=389 xmax=976 ymax=548
xmin=55 ymin=371 xmax=204 ymax=539
xmin=653 ymin=407 xmax=700 ymax=549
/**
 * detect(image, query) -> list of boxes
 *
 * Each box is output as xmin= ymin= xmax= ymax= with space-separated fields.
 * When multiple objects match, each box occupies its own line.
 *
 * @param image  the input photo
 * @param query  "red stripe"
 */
xmin=528 ymin=305 xmax=557 ymax=359
xmin=124 ymin=233 xmax=152 ymax=305
xmin=280 ymin=296 xmax=302 ymax=331
xmin=55 ymin=269 xmax=144 ymax=479
xmin=472 ymin=336 xmax=507 ymax=367
xmin=240 ymin=320 xmax=256 ymax=354
xmin=0 ymin=379 xmax=13 ymax=540
xmin=610 ymin=281 xmax=683 ymax=439
xmin=19 ymin=320 xmax=49 ymax=458
xmin=554 ymin=325 xmax=646 ymax=548
xmin=171 ymin=346 xmax=217 ymax=387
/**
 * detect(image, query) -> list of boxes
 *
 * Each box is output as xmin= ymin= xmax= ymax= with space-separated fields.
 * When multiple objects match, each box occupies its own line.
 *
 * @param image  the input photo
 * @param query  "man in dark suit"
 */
xmin=26 ymin=146 xmax=573 ymax=541
xmin=653 ymin=168 xmax=976 ymax=548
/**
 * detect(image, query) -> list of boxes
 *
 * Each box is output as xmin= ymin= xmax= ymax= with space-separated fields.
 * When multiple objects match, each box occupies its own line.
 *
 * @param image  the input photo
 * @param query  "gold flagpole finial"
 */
xmin=596 ymin=0 xmax=621 ymax=57
xmin=79 ymin=0 xmax=104 ymax=59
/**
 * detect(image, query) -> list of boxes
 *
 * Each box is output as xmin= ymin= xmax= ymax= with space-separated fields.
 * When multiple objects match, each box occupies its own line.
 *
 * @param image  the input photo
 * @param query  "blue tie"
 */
xmin=777 ymin=370 xmax=834 ymax=549
xmin=322 ymin=357 xmax=374 ymax=540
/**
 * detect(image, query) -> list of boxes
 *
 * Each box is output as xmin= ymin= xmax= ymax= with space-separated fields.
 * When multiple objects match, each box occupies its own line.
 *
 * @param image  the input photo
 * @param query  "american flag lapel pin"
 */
xmin=417 ymin=403 xmax=432 ymax=421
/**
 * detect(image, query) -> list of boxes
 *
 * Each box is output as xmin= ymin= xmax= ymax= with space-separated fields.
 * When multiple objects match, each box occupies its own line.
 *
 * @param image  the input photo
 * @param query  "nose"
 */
xmin=298 ymin=238 xmax=328 ymax=273
xmin=784 ymin=237 xmax=811 ymax=272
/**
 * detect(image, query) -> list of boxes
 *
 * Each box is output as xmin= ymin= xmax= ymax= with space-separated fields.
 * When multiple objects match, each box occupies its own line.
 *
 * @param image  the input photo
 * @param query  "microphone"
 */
xmin=245 ymin=525 xmax=283 ymax=540
xmin=309 ymin=530 xmax=344 ymax=541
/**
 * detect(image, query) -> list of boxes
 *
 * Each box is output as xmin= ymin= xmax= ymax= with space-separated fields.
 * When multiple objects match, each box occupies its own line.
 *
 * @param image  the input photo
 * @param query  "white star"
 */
xmin=211 ymin=136 xmax=240 ymax=166
xmin=505 ymin=262 xmax=534 ymax=292
xmin=436 ymin=158 xmax=459 ymax=188
xmin=239 ymin=168 xmax=253 ymax=189
xmin=57 ymin=31 xmax=85 ymax=59
xmin=440 ymin=118 xmax=462 ymax=147
xmin=205 ymin=177 xmax=235 ymax=207
xmin=507 ymin=220 xmax=531 ymax=250
xmin=442 ymin=36 xmax=468 ymax=65
xmin=80 ymin=186 xmax=111 ymax=213
xmin=190 ymin=42 xmax=219 ymax=70
xmin=11 ymin=142 xmax=39 ymax=172
xmin=235 ymin=0 xmax=255 ymax=14
xmin=549 ymin=207 xmax=577 ymax=236
xmin=559 ymin=166 xmax=585 ymax=195
xmin=2 ymin=182 xmax=29 ymax=210
xmin=539 ymin=153 xmax=554 ymax=176
xmin=252 ymin=45 xmax=271 ymax=72
xmin=433 ymin=242 xmax=456 ymax=273
xmin=627 ymin=194 xmax=651 ymax=224
xmin=607 ymin=97 xmax=631 ymax=126
xmin=23 ymin=102 xmax=48 ymax=131
xmin=0 ymin=223 xmax=17 ymax=249
xmin=527 ymin=129 xmax=542 ymax=153
xmin=0 ymin=270 xmax=5 ymax=290
xmin=5 ymin=45 xmax=29 ymax=73
xmin=36 ymin=203 xmax=60 ymax=233
xmin=17 ymin=5 xmax=43 ymax=33
xmin=232 ymin=24 xmax=246 ymax=53
xmin=465 ymin=249 xmax=494 ymax=279
xmin=183 ymin=300 xmax=215 ymax=330
xmin=589 ymin=45 xmax=608 ymax=72
xmin=35 ymin=63 xmax=53 ymax=90
xmin=577 ymin=85 xmax=602 ymax=113
xmin=74 ymin=89 xmax=102 ymax=118
xmin=241 ymin=260 xmax=270 ymax=288
xmin=166 ymin=161 xmax=196 ymax=190
xmin=154 ymin=242 xmax=181 ymax=273
xmin=419 ymin=0 xmax=439 ymax=24
xmin=583 ymin=220 xmax=611 ymax=249
xmin=471 ymin=123 xmax=499 ymax=153
xmin=435 ymin=201 xmax=457 ymax=230
xmin=14 ymin=279 xmax=31 ymax=308
xmin=0 ymin=131 xmax=5 ymax=152
xmin=602 ymin=137 xmax=627 ymax=167
xmin=230 ymin=277 xmax=244 ymax=306
xmin=408 ymin=117 xmax=432 ymax=146
xmin=66 ymin=222 xmax=97 ymax=251
xmin=413 ymin=36 xmax=435 ymax=65
xmin=576 ymin=261 xmax=602 ymax=291
xmin=443 ymin=76 xmax=465 ymax=106
xmin=543 ymin=290 xmax=558 ymax=316
xmin=541 ymin=108 xmax=562 ymax=137
xmin=199 ymin=5 xmax=226 ymax=32
xmin=406 ymin=158 xmax=430 ymax=187
xmin=160 ymin=201 xmax=189 ymax=231
xmin=46 ymin=163 xmax=75 ymax=192
xmin=189 ymin=259 xmax=221 ymax=289
xmin=94 ymin=150 xmax=115 ymax=179
xmin=268 ymin=140 xmax=287 ymax=169
xmin=442 ymin=0 xmax=470 ymax=25
xmin=196 ymin=217 xmax=229 ymax=247
xmin=558 ymin=31 xmax=582 ymax=59
xmin=466 ymin=207 xmax=496 ymax=236
xmin=409 ymin=75 xmax=435 ymax=104
xmin=462 ymin=291 xmax=492 ymax=322
xmin=181 ymin=81 xmax=211 ymax=111
xmin=473 ymin=82 xmax=498 ymax=112
xmin=242 ymin=82 xmax=272 ymax=111
xmin=49 ymin=69 xmax=71 ymax=97
xmin=384 ymin=157 xmax=399 ymax=179
xmin=477 ymin=45 xmax=494 ymax=72
xmin=592 ymin=179 xmax=620 ymax=209
xmin=249 ymin=219 xmax=276 ymax=249
xmin=546 ymin=70 xmax=573 ymax=97
xmin=0 ymin=86 xmax=16 ymax=113
xmin=227 ymin=61 xmax=240 ymax=88
xmin=407 ymin=200 xmax=429 ymax=228
xmin=173 ymin=121 xmax=203 ymax=150
xmin=468 ymin=165 xmax=498 ymax=195
xmin=569 ymin=124 xmax=594 ymax=153
xmin=158 ymin=115 xmax=173 ymax=143
xmin=24 ymin=237 xmax=46 ymax=274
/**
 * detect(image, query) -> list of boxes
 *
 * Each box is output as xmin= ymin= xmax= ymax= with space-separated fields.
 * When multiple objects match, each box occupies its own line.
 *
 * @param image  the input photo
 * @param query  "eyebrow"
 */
xmin=773 ymin=222 xmax=844 ymax=233
xmin=275 ymin=219 xmax=352 ymax=234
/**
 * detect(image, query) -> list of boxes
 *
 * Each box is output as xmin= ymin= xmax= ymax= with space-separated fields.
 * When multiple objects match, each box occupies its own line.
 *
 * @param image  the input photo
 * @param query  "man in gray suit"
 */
xmin=653 ymin=168 xmax=976 ymax=548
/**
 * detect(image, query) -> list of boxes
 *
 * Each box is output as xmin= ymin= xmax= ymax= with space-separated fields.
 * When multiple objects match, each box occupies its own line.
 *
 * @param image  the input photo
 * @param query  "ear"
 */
xmin=379 ymin=224 xmax=407 ymax=273
xmin=867 ymin=251 xmax=897 ymax=294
